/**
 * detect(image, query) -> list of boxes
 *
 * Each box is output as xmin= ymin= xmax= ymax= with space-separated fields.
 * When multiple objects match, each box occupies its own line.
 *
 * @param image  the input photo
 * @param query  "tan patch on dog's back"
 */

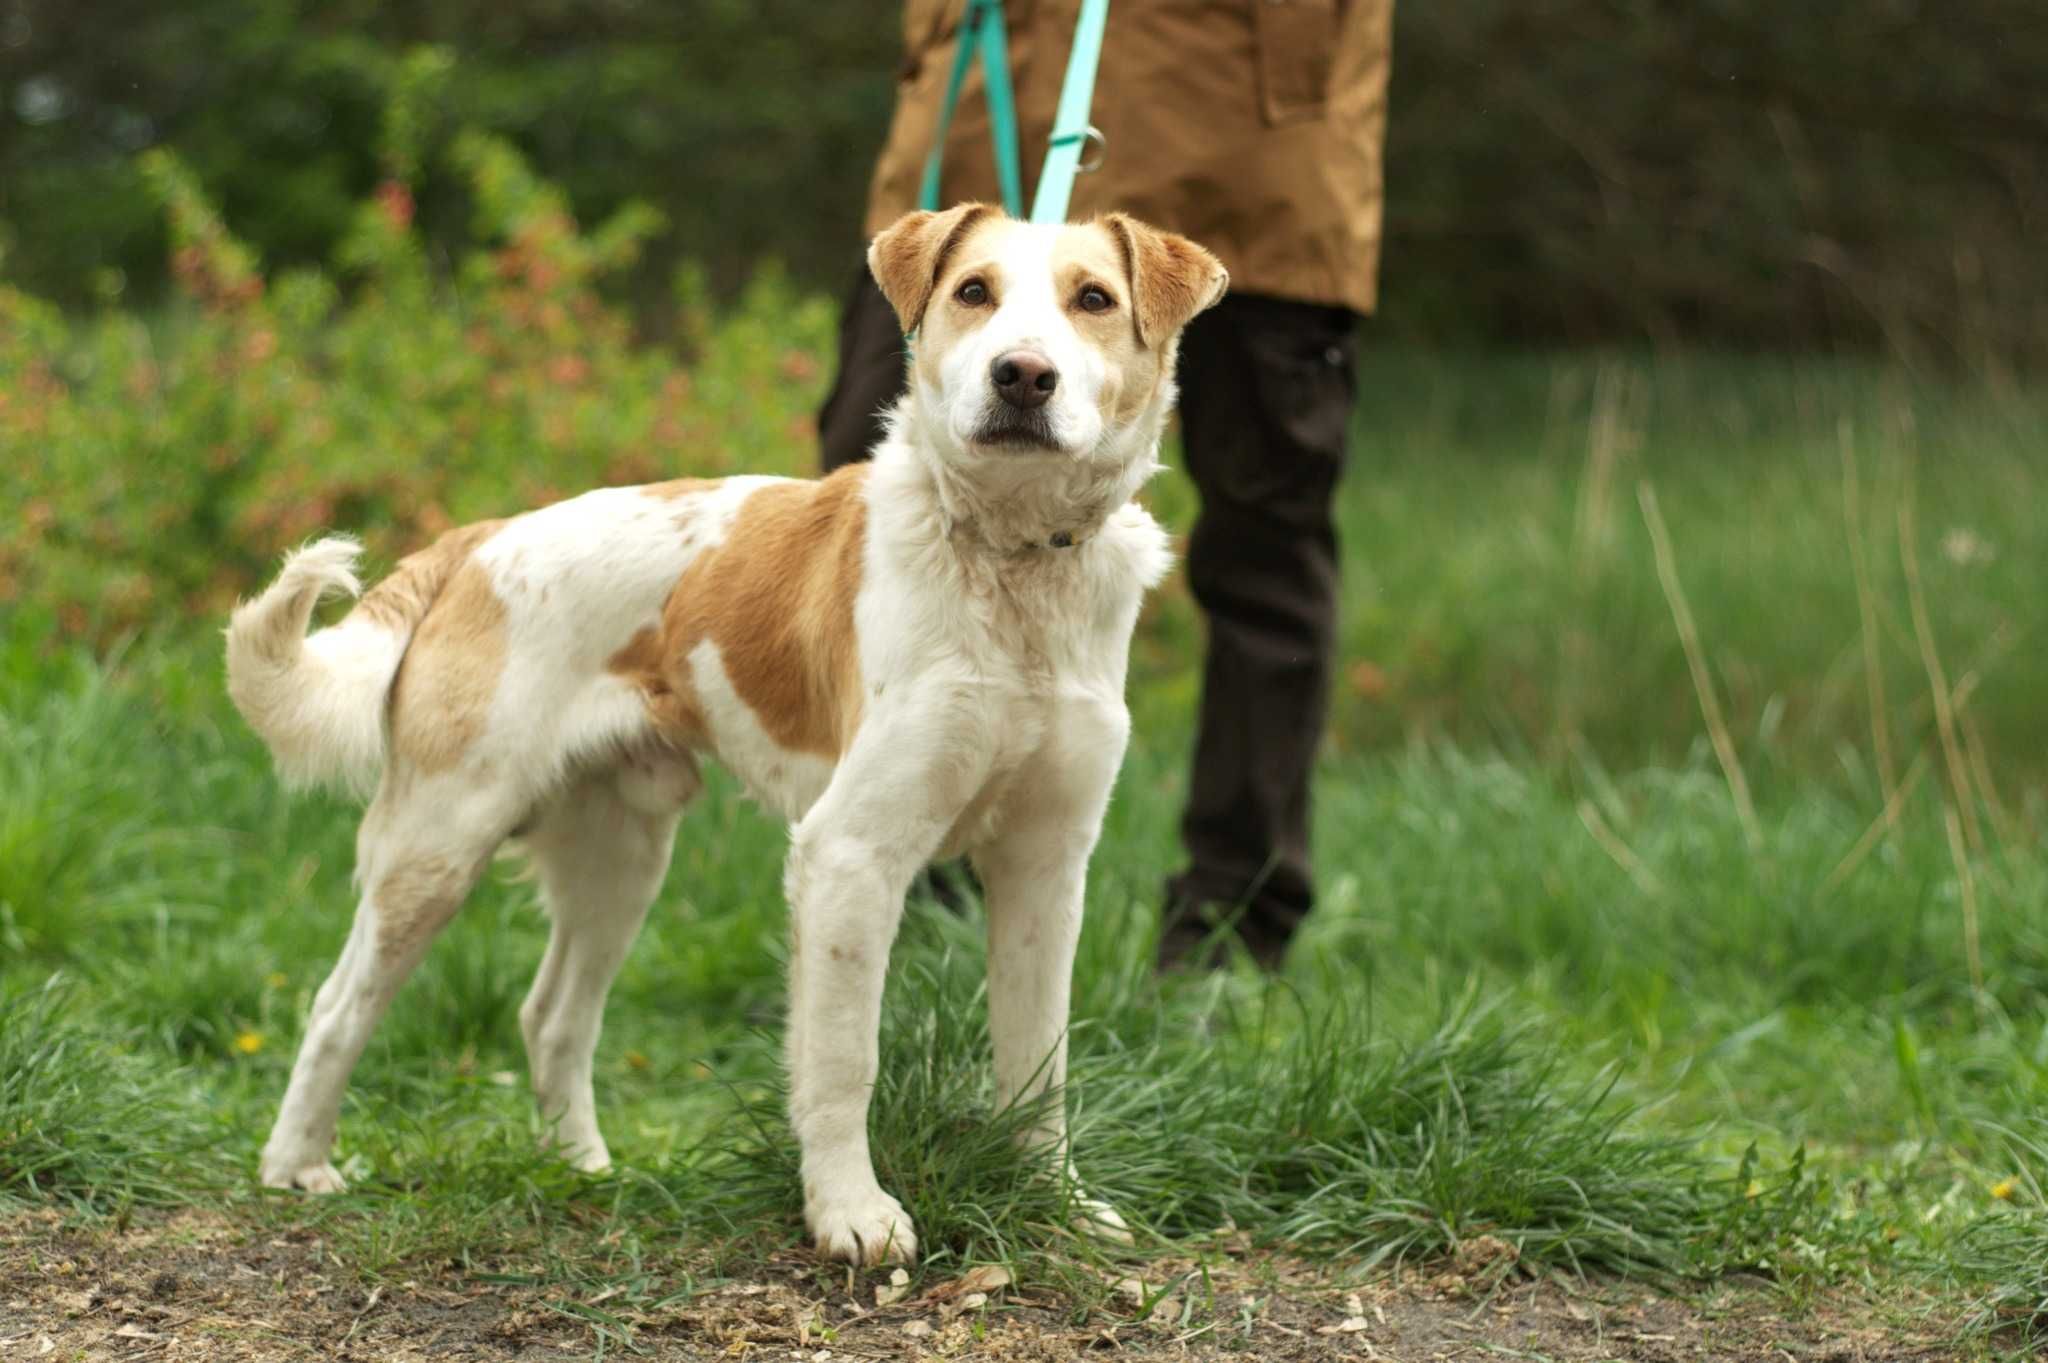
xmin=388 ymin=553 xmax=511 ymax=774
xmin=622 ymin=466 xmax=869 ymax=758
xmin=639 ymin=478 xmax=716 ymax=503
xmin=356 ymin=519 xmax=505 ymax=635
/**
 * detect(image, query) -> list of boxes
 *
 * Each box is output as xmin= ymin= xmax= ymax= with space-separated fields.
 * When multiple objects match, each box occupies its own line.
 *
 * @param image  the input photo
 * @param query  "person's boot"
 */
xmin=909 ymin=860 xmax=978 ymax=912
xmin=1155 ymin=886 xmax=1290 ymax=973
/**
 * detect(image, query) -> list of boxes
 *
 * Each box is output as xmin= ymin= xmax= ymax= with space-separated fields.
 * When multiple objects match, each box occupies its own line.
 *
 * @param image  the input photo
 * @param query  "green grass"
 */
xmin=0 ymin=631 xmax=1739 ymax=1278
xmin=1951 ymin=1117 xmax=2048 ymax=1346
xmin=4 ymin=332 xmax=2046 ymax=1352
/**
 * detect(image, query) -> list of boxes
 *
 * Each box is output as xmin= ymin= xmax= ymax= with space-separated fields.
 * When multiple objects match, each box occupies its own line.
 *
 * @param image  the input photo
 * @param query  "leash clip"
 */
xmin=1077 ymin=124 xmax=1107 ymax=174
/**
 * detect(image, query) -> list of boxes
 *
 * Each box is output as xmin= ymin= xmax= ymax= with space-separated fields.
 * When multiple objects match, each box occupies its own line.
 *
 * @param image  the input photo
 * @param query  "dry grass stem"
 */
xmin=1960 ymin=709 xmax=2014 ymax=845
xmin=1638 ymin=481 xmax=1763 ymax=854
xmin=1897 ymin=492 xmax=1982 ymax=855
xmin=1822 ymin=751 xmax=1930 ymax=894
xmin=1576 ymin=799 xmax=1664 ymax=898
xmin=1838 ymin=423 xmax=1900 ymax=824
xmin=1562 ymin=364 xmax=1637 ymax=742
xmin=1941 ymin=800 xmax=1986 ymax=1001
xmin=1573 ymin=364 xmax=1634 ymax=577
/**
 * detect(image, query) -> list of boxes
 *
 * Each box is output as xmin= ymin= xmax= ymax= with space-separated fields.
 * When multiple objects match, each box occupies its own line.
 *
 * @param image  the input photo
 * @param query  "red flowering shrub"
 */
xmin=1 ymin=131 xmax=834 ymax=645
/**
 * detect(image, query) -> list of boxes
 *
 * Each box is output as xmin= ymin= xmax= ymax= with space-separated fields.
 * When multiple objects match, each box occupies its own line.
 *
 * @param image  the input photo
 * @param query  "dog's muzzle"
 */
xmin=975 ymin=349 xmax=1063 ymax=451
xmin=972 ymin=403 xmax=1060 ymax=451
xmin=990 ymin=351 xmax=1057 ymax=410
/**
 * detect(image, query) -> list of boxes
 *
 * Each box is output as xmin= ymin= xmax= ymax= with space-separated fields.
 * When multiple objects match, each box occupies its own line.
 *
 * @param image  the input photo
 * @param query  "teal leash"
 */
xmin=920 ymin=0 xmax=1025 ymax=216
xmin=1029 ymin=0 xmax=1109 ymax=224
xmin=918 ymin=0 xmax=1110 ymax=224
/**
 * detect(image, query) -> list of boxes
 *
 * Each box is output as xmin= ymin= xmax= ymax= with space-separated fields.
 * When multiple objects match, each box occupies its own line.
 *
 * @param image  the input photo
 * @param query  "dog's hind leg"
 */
xmin=517 ymin=751 xmax=695 ymax=1173
xmin=259 ymin=778 xmax=519 ymax=1193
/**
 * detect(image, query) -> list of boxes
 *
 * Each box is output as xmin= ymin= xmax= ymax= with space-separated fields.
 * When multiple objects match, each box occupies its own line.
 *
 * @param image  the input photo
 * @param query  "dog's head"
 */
xmin=869 ymin=205 xmax=1227 ymax=484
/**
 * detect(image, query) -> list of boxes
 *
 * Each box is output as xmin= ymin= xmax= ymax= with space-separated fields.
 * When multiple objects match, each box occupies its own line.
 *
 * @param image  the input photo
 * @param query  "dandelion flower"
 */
xmin=234 ymin=1031 xmax=265 ymax=1055
xmin=1990 ymin=1178 xmax=2018 ymax=1201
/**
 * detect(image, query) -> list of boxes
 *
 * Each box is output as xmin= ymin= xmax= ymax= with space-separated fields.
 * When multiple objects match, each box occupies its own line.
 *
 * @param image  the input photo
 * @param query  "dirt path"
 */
xmin=1 ymin=1211 xmax=1948 ymax=1361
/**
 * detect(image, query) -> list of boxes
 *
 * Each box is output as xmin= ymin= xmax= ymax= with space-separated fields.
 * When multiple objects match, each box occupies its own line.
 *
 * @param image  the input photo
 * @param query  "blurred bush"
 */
xmin=0 ymin=0 xmax=895 ymax=320
xmin=0 ymin=129 xmax=833 ymax=643
xmin=1380 ymin=0 xmax=2047 ymax=367
xmin=1 ymin=1 xmax=2041 ymax=361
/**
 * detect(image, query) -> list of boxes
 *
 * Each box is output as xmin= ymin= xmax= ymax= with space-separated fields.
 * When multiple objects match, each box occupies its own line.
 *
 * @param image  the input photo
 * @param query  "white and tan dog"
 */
xmin=224 ymin=204 xmax=1227 ymax=1265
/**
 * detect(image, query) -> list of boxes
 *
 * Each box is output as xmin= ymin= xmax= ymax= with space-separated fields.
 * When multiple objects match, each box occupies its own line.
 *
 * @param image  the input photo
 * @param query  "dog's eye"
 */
xmin=1077 ymin=285 xmax=1114 ymax=314
xmin=955 ymin=279 xmax=990 ymax=307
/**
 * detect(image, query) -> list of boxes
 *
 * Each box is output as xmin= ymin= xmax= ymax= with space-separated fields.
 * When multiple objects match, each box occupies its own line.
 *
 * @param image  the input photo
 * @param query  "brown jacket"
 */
xmin=864 ymin=0 xmax=1394 ymax=316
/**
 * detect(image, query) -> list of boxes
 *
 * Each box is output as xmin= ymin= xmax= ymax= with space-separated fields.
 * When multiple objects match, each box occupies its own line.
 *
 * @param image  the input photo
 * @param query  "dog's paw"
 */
xmin=261 ymin=1159 xmax=347 ymax=1194
xmin=565 ymin=1147 xmax=612 ymax=1176
xmin=539 ymin=1128 xmax=612 ymax=1176
xmin=1071 ymin=1193 xmax=1134 ymax=1245
xmin=808 ymin=1188 xmax=918 ymax=1266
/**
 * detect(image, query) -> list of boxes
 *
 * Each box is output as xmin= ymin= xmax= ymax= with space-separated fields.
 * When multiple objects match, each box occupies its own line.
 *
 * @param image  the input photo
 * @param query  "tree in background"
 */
xmin=2 ymin=0 xmax=2042 ymax=362
xmin=0 ymin=0 xmax=895 ymax=316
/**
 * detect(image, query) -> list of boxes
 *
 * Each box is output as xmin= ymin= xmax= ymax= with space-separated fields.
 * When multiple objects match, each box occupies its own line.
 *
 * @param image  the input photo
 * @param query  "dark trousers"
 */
xmin=817 ymin=270 xmax=1357 ymax=953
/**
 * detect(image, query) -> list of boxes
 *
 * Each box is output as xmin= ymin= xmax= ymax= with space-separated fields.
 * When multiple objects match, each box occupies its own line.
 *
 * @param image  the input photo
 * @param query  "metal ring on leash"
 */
xmin=1077 ymin=124 xmax=1107 ymax=173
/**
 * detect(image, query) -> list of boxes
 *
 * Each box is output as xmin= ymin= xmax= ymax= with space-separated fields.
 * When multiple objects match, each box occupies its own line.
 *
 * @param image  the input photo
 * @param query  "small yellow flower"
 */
xmin=1990 ymin=1178 xmax=2018 ymax=1201
xmin=266 ymin=972 xmax=288 ymax=990
xmin=1744 ymin=1179 xmax=1763 ymax=1200
xmin=234 ymin=1030 xmax=265 ymax=1056
xmin=624 ymin=1049 xmax=650 ymax=1071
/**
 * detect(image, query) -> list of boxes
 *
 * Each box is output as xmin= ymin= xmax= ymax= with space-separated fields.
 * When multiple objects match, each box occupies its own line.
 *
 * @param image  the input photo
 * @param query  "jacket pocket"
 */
xmin=1253 ymin=0 xmax=1338 ymax=125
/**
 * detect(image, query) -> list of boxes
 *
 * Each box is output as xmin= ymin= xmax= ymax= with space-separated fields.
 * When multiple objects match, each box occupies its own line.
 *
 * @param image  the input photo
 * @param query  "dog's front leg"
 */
xmin=973 ymin=697 xmax=1133 ymax=1243
xmin=783 ymin=708 xmax=990 ymax=1266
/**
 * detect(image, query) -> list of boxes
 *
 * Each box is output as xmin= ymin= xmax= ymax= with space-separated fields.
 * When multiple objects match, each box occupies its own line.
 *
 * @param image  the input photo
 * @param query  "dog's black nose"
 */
xmin=990 ymin=351 xmax=1058 ymax=409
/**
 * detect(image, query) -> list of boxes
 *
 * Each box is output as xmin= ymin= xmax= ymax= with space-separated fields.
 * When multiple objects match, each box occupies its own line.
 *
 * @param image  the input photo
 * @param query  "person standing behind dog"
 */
xmin=818 ymin=0 xmax=1395 ymax=970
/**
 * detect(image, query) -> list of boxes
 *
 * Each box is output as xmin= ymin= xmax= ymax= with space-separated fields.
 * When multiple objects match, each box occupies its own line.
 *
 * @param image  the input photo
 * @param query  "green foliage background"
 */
xmin=3 ymin=0 xmax=2043 ymax=360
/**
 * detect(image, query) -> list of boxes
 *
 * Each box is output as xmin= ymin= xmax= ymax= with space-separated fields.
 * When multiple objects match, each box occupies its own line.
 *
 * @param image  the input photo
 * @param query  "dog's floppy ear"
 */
xmin=868 ymin=202 xmax=999 ymax=335
xmin=1103 ymin=213 xmax=1230 ymax=348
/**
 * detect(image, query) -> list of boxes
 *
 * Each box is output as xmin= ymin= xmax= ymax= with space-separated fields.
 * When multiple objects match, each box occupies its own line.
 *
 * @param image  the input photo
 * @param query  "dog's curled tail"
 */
xmin=225 ymin=536 xmax=406 ymax=796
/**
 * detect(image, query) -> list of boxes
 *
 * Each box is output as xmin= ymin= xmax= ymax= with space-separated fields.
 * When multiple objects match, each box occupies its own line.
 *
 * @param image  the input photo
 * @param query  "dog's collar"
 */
xmin=944 ymin=515 xmax=1100 ymax=556
xmin=1022 ymin=527 xmax=1085 ymax=551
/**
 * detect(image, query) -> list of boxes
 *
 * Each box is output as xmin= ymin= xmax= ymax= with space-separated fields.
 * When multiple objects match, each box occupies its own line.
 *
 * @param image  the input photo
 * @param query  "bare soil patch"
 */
xmin=0 ymin=1210 xmax=1949 ymax=1361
